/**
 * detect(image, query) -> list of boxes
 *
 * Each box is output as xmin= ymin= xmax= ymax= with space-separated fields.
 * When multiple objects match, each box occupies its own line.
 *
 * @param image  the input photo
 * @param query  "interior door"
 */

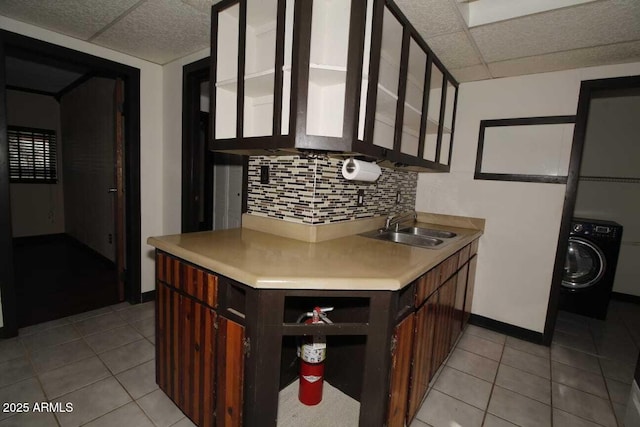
xmin=113 ymin=78 xmax=126 ymax=301
xmin=0 ymin=38 xmax=18 ymax=336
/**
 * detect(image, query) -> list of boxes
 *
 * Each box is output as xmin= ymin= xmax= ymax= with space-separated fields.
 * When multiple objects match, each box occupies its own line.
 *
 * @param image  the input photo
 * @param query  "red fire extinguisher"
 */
xmin=297 ymin=306 xmax=333 ymax=406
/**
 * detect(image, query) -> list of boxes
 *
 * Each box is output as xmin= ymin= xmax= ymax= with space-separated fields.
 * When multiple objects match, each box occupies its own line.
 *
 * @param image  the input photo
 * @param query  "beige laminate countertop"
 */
xmin=147 ymin=222 xmax=482 ymax=291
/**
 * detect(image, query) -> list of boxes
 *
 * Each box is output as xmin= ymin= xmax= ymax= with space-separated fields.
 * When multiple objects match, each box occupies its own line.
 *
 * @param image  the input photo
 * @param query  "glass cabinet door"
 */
xmin=372 ymin=6 xmax=403 ymax=150
xmin=304 ymin=0 xmax=351 ymax=138
xmin=439 ymin=79 xmax=457 ymax=166
xmin=242 ymin=0 xmax=278 ymax=138
xmin=214 ymin=2 xmax=240 ymax=140
xmin=400 ymin=37 xmax=426 ymax=157
xmin=422 ymin=63 xmax=444 ymax=162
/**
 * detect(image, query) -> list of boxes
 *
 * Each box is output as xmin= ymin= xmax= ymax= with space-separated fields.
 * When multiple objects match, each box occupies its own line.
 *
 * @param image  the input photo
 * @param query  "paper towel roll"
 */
xmin=341 ymin=158 xmax=381 ymax=182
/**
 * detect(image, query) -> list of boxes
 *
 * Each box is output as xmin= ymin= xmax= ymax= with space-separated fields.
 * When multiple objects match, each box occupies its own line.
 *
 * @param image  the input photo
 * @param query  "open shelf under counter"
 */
xmin=277 ymin=380 xmax=360 ymax=427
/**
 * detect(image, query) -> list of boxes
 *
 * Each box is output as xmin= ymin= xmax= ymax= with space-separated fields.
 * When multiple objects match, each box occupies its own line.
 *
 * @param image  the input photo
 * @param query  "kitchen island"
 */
xmin=147 ymin=217 xmax=482 ymax=427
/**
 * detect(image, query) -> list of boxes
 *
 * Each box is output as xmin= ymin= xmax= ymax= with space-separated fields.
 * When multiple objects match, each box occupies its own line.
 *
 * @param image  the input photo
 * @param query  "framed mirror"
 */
xmin=475 ymin=116 xmax=576 ymax=183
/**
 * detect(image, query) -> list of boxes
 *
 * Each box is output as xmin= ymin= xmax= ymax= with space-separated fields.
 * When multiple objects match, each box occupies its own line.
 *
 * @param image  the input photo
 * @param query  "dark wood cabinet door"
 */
xmin=181 ymin=295 xmax=217 ymax=427
xmin=464 ymin=255 xmax=478 ymax=327
xmin=216 ymin=317 xmax=245 ymax=427
xmin=387 ymin=313 xmax=415 ymax=427
xmin=407 ymin=290 xmax=438 ymax=423
xmin=444 ymin=275 xmax=458 ymax=355
xmin=432 ymin=276 xmax=456 ymax=370
xmin=451 ymin=263 xmax=468 ymax=345
xmin=157 ymin=281 xmax=218 ymax=427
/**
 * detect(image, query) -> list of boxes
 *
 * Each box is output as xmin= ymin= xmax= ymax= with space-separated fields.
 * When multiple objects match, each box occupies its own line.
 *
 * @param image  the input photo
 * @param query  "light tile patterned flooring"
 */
xmin=0 ymin=300 xmax=638 ymax=426
xmin=412 ymin=300 xmax=640 ymax=427
xmin=0 ymin=301 xmax=194 ymax=427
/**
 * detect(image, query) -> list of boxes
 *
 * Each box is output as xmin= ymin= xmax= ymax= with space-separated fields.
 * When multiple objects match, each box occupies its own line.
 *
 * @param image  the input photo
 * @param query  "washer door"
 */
xmin=562 ymin=237 xmax=606 ymax=290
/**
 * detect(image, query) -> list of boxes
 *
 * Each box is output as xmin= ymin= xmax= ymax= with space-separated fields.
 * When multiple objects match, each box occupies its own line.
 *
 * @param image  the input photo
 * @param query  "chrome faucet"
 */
xmin=383 ymin=210 xmax=417 ymax=232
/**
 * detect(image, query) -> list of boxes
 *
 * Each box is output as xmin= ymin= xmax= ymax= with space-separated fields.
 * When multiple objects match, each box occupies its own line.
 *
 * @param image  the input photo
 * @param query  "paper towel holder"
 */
xmin=341 ymin=158 xmax=382 ymax=182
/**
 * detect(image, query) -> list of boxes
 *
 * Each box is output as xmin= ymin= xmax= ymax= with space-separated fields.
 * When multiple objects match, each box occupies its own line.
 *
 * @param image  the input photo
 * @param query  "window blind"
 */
xmin=8 ymin=126 xmax=58 ymax=183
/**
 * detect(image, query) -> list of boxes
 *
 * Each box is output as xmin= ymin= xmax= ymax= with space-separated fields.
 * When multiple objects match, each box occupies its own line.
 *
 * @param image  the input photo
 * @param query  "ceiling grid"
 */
xmin=0 ymin=0 xmax=638 ymax=82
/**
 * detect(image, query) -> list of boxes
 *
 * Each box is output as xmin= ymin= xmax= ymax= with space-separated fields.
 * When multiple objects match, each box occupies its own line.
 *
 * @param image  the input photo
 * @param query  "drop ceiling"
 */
xmin=0 ymin=0 xmax=639 ymax=83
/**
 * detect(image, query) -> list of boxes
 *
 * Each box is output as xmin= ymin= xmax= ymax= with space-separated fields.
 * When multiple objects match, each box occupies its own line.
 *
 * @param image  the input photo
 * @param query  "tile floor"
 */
xmin=413 ymin=300 xmax=640 ymax=427
xmin=0 ymin=300 xmax=637 ymax=427
xmin=0 ymin=301 xmax=193 ymax=427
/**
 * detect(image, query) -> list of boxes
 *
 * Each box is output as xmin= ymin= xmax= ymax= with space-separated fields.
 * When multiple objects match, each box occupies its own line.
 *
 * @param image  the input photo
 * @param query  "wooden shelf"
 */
xmin=309 ymin=63 xmax=347 ymax=86
xmin=375 ymin=83 xmax=449 ymax=135
xmin=218 ymin=64 xmax=347 ymax=98
xmin=216 ymin=68 xmax=276 ymax=97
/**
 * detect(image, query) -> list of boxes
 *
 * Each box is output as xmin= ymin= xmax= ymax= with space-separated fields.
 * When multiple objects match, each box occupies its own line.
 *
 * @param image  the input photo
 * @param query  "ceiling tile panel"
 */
xmin=425 ymin=31 xmax=482 ymax=69
xmin=395 ymin=0 xmax=465 ymax=38
xmin=488 ymin=40 xmax=640 ymax=78
xmin=181 ymin=0 xmax=224 ymax=15
xmin=470 ymin=0 xmax=640 ymax=63
xmin=449 ymin=64 xmax=492 ymax=83
xmin=92 ymin=0 xmax=211 ymax=64
xmin=0 ymin=0 xmax=141 ymax=40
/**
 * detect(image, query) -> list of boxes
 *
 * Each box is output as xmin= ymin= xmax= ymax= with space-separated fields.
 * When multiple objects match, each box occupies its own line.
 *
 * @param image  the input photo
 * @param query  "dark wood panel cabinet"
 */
xmin=156 ymin=253 xmax=244 ymax=427
xmin=387 ymin=313 xmax=415 ymax=427
xmin=209 ymin=0 xmax=459 ymax=172
xmin=155 ymin=237 xmax=478 ymax=427
xmin=403 ymin=240 xmax=479 ymax=426
xmin=407 ymin=289 xmax=438 ymax=421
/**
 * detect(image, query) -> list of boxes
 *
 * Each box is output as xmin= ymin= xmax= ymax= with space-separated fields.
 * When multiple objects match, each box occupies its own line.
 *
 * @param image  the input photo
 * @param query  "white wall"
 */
xmin=574 ymin=95 xmax=640 ymax=297
xmin=6 ymin=90 xmax=65 ymax=237
xmin=0 ymin=16 xmax=164 ymax=307
xmin=416 ymin=62 xmax=640 ymax=333
xmin=162 ymin=48 xmax=209 ymax=235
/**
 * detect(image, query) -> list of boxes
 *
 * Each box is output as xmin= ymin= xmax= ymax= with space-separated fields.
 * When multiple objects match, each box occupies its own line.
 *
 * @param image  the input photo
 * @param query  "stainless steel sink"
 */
xmin=371 ymin=231 xmax=443 ymax=247
xmin=360 ymin=225 xmax=459 ymax=249
xmin=398 ymin=227 xmax=457 ymax=239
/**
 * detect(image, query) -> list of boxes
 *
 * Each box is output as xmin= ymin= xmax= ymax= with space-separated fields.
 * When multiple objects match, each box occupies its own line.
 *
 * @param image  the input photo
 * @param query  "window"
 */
xmin=8 ymin=126 xmax=58 ymax=183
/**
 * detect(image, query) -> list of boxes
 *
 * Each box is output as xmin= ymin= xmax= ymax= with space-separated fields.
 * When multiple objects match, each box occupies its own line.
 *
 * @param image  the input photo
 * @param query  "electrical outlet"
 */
xmin=357 ymin=189 xmax=364 ymax=207
xmin=260 ymin=166 xmax=270 ymax=184
xmin=396 ymin=191 xmax=401 ymax=205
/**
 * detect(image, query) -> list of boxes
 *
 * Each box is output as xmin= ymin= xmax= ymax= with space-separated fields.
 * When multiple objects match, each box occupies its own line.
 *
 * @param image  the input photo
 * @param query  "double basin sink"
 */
xmin=361 ymin=226 xmax=458 ymax=250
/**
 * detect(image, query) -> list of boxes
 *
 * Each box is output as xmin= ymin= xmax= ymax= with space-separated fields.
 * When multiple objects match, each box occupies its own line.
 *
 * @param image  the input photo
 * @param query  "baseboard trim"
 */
xmin=612 ymin=292 xmax=640 ymax=305
xmin=141 ymin=290 xmax=156 ymax=303
xmin=12 ymin=233 xmax=66 ymax=244
xmin=469 ymin=314 xmax=545 ymax=345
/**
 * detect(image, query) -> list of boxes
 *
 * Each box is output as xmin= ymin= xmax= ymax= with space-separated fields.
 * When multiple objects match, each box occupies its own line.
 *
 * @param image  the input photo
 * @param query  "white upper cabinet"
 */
xmin=210 ymin=0 xmax=459 ymax=172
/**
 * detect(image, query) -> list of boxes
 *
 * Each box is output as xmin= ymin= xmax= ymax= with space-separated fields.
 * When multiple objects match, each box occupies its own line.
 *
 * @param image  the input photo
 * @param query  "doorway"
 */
xmin=544 ymin=75 xmax=640 ymax=342
xmin=0 ymin=31 xmax=142 ymax=337
xmin=182 ymin=57 xmax=247 ymax=233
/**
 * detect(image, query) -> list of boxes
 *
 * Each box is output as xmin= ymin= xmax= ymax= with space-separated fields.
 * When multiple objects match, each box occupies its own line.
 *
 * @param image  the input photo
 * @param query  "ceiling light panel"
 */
xmin=470 ymin=0 xmax=640 ymax=63
xmin=488 ymin=40 xmax=640 ymax=78
xmin=395 ymin=0 xmax=465 ymax=39
xmin=0 ymin=0 xmax=142 ymax=40
xmin=92 ymin=0 xmax=211 ymax=64
xmin=426 ymin=31 xmax=483 ymax=69
xmin=464 ymin=0 xmax=599 ymax=27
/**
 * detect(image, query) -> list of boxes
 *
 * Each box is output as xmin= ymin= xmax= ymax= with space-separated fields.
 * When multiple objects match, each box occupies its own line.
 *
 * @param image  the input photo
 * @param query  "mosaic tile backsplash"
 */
xmin=247 ymin=156 xmax=418 ymax=225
